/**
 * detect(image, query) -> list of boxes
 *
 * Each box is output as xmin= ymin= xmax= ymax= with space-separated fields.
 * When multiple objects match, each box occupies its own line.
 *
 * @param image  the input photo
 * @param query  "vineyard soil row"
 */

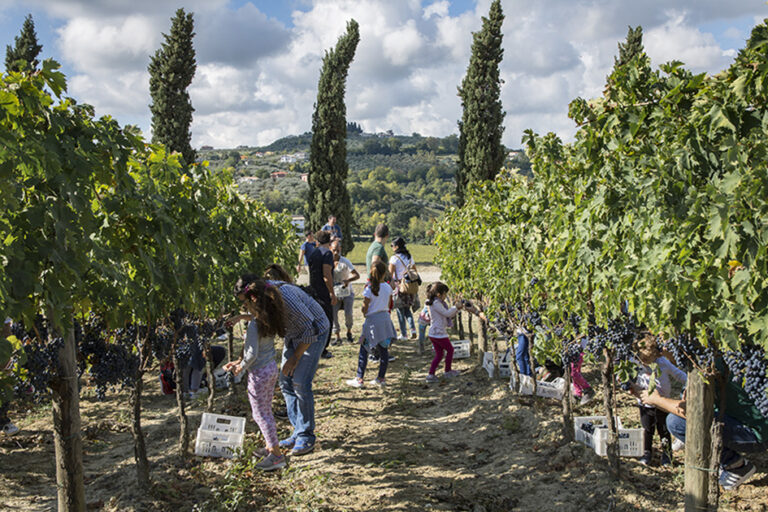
xmin=1 ymin=282 xmax=766 ymax=511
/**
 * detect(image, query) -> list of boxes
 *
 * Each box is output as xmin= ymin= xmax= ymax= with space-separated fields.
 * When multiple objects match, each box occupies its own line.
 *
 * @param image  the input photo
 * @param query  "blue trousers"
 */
xmin=280 ymin=332 xmax=326 ymax=444
xmin=666 ymin=413 xmax=767 ymax=467
xmin=356 ymin=343 xmax=389 ymax=381
xmin=516 ymin=333 xmax=532 ymax=376
xmin=396 ymin=307 xmax=415 ymax=338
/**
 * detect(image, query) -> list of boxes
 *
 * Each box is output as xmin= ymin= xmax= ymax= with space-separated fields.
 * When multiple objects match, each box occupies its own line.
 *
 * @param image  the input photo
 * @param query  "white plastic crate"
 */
xmin=212 ymin=368 xmax=242 ymax=390
xmin=574 ymin=415 xmax=644 ymax=457
xmin=509 ymin=372 xmax=565 ymax=400
xmin=199 ymin=412 xmax=246 ymax=434
xmin=194 ymin=428 xmax=244 ymax=458
xmin=451 ymin=339 xmax=470 ymax=359
xmin=498 ymin=349 xmax=511 ymax=378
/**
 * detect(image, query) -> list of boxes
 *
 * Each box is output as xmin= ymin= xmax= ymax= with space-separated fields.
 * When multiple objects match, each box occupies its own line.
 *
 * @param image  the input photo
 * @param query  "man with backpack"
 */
xmin=388 ymin=237 xmax=421 ymax=340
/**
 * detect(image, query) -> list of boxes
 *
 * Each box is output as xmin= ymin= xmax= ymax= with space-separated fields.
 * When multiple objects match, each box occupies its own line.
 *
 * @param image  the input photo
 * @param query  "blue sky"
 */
xmin=1 ymin=1 xmax=766 ymax=148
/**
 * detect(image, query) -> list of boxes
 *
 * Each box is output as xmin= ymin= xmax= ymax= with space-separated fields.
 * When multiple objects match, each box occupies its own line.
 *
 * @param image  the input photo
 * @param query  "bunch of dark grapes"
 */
xmin=569 ymin=313 xmax=582 ymax=333
xmin=724 ymin=344 xmax=768 ymax=417
xmin=661 ymin=333 xmax=716 ymax=371
xmin=586 ymin=317 xmax=637 ymax=361
xmin=151 ymin=326 xmax=175 ymax=362
xmin=15 ymin=336 xmax=64 ymax=403
xmin=561 ymin=338 xmax=583 ymax=367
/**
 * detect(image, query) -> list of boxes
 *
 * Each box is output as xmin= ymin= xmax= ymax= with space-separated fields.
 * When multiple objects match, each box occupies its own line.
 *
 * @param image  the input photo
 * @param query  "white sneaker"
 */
xmin=672 ymin=438 xmax=685 ymax=452
xmin=346 ymin=378 xmax=364 ymax=388
xmin=444 ymin=370 xmax=460 ymax=379
xmin=1 ymin=423 xmax=19 ymax=436
xmin=397 ymin=335 xmax=407 ymax=341
xmin=720 ymin=459 xmax=756 ymax=490
xmin=369 ymin=378 xmax=386 ymax=387
xmin=425 ymin=374 xmax=438 ymax=383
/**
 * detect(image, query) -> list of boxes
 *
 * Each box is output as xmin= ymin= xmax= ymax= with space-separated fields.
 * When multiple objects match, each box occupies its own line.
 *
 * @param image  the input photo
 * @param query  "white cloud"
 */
xmin=3 ymin=0 xmax=767 ymax=149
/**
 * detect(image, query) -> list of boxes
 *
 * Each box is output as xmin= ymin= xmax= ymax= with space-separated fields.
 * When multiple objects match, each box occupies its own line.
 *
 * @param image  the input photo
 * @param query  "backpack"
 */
xmin=395 ymin=255 xmax=421 ymax=295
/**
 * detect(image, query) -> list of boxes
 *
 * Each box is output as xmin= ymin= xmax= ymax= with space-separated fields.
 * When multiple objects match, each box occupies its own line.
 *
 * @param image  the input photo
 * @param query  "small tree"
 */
xmin=5 ymin=14 xmax=43 ymax=72
xmin=306 ymin=20 xmax=360 ymax=254
xmin=456 ymin=0 xmax=505 ymax=206
xmin=149 ymin=8 xmax=197 ymax=166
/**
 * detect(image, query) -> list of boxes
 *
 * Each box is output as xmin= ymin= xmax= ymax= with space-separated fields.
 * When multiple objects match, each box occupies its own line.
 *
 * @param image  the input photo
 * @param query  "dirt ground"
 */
xmin=1 ymin=268 xmax=767 ymax=511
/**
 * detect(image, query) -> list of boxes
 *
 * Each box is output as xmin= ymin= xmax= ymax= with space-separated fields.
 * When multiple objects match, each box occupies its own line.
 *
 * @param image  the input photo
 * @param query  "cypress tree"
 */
xmin=148 ymin=8 xmax=197 ymax=166
xmin=456 ymin=0 xmax=505 ymax=206
xmin=5 ymin=14 xmax=43 ymax=72
xmin=307 ymin=20 xmax=360 ymax=255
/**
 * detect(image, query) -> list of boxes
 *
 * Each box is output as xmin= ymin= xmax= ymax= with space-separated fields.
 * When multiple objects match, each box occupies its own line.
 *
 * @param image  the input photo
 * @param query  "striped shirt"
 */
xmin=267 ymin=281 xmax=329 ymax=347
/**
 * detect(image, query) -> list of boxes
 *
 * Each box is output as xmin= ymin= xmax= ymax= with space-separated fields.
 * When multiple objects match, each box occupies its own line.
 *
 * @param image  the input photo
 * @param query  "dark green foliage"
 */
xmin=456 ymin=0 xmax=505 ymax=206
xmin=615 ymin=26 xmax=643 ymax=67
xmin=5 ymin=14 xmax=42 ymax=72
xmin=347 ymin=121 xmax=363 ymax=134
xmin=307 ymin=19 xmax=360 ymax=254
xmin=149 ymin=8 xmax=197 ymax=166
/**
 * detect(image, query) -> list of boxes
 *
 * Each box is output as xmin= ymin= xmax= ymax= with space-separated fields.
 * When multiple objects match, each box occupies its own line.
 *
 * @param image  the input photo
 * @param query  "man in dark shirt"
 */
xmin=322 ymin=215 xmax=343 ymax=242
xmin=307 ymin=230 xmax=337 ymax=358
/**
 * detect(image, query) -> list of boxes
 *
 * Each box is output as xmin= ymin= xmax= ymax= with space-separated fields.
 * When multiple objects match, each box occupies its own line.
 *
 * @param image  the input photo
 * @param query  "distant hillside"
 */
xmin=199 ymin=129 xmax=530 ymax=243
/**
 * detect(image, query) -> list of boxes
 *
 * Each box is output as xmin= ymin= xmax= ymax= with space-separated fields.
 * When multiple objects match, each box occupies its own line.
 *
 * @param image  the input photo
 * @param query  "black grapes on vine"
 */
xmin=724 ymin=344 xmax=768 ymax=417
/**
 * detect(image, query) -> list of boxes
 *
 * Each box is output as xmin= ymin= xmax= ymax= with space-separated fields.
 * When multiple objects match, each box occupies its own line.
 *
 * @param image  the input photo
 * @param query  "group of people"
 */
xmin=515 ymin=324 xmax=766 ymax=489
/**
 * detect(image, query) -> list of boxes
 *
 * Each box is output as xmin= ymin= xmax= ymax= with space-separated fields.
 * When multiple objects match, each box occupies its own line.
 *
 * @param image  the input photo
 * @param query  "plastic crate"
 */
xmin=482 ymin=352 xmax=495 ymax=378
xmin=194 ymin=428 xmax=244 ymax=458
xmin=199 ymin=412 xmax=246 ymax=434
xmin=509 ymin=372 xmax=564 ymax=399
xmin=451 ymin=339 xmax=470 ymax=359
xmin=498 ymin=349 xmax=511 ymax=378
xmin=574 ymin=416 xmax=644 ymax=457
xmin=212 ymin=368 xmax=242 ymax=390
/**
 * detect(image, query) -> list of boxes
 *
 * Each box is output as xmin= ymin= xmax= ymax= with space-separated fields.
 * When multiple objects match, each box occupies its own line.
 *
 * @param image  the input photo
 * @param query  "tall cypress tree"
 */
xmin=148 ymin=8 xmax=197 ymax=166
xmin=5 ymin=14 xmax=43 ymax=72
xmin=456 ymin=0 xmax=505 ymax=206
xmin=307 ymin=20 xmax=360 ymax=255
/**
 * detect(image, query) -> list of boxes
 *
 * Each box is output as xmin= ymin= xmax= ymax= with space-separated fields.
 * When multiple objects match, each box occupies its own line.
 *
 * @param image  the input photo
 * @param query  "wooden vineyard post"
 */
xmin=601 ymin=346 xmax=619 ymax=477
xmin=467 ymin=313 xmax=474 ymax=343
xmin=172 ymin=332 xmax=190 ymax=459
xmin=684 ymin=369 xmax=715 ymax=511
xmin=477 ymin=316 xmax=489 ymax=365
xmin=50 ymin=325 xmax=86 ymax=512
xmin=528 ymin=331 xmax=538 ymax=397
xmin=228 ymin=330 xmax=236 ymax=396
xmin=458 ymin=311 xmax=465 ymax=339
xmin=562 ymin=364 xmax=574 ymax=442
xmin=130 ymin=329 xmax=152 ymax=489
xmin=204 ymin=340 xmax=215 ymax=413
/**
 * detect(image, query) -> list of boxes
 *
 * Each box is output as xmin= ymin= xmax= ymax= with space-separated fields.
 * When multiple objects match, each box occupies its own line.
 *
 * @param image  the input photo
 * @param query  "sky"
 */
xmin=1 ymin=1 xmax=766 ymax=149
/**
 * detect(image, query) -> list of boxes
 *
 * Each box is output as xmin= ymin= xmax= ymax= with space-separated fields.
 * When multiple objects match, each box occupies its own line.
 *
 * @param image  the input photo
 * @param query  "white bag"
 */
xmin=334 ymin=283 xmax=351 ymax=298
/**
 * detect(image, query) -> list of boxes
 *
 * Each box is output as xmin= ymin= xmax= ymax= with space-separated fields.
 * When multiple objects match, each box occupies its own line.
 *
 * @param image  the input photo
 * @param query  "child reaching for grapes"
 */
xmin=625 ymin=332 xmax=687 ymax=466
xmin=223 ymin=282 xmax=286 ymax=471
xmin=346 ymin=260 xmax=396 ymax=388
xmin=425 ymin=282 xmax=472 ymax=383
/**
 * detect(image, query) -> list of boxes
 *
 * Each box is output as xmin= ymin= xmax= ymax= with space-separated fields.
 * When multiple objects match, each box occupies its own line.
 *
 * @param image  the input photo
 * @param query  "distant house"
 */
xmin=270 ymin=171 xmax=287 ymax=179
xmin=279 ymin=152 xmax=308 ymax=164
xmin=300 ymin=173 xmax=308 ymax=182
xmin=253 ymin=152 xmax=264 ymax=158
xmin=237 ymin=176 xmax=259 ymax=184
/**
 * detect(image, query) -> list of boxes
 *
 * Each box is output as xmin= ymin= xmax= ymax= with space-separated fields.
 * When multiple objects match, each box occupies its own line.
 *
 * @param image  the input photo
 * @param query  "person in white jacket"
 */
xmin=425 ymin=282 xmax=467 ymax=383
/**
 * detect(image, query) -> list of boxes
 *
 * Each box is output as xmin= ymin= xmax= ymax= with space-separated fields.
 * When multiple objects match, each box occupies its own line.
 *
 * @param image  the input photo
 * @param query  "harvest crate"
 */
xmin=498 ymin=349 xmax=511 ymax=378
xmin=194 ymin=428 xmax=244 ymax=459
xmin=451 ymin=339 xmax=470 ymax=359
xmin=574 ymin=415 xmax=644 ymax=457
xmin=199 ymin=412 xmax=246 ymax=434
xmin=509 ymin=372 xmax=565 ymax=400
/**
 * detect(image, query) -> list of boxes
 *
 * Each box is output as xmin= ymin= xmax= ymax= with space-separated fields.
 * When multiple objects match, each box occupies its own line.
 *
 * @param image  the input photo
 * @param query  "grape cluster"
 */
xmin=586 ymin=317 xmax=637 ymax=361
xmin=661 ymin=333 xmax=716 ymax=371
xmin=77 ymin=315 xmax=139 ymax=400
xmin=724 ymin=344 xmax=768 ymax=417
xmin=561 ymin=338 xmax=583 ymax=366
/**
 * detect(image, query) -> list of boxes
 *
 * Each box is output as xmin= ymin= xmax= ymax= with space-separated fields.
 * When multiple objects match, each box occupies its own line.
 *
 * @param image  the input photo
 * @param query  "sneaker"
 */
xmin=410 ymin=332 xmax=417 ymax=339
xmin=638 ymin=451 xmax=652 ymax=466
xmin=720 ymin=459 xmax=756 ymax=490
xmin=321 ymin=350 xmax=333 ymax=359
xmin=278 ymin=437 xmax=296 ymax=450
xmin=346 ymin=378 xmax=364 ymax=388
xmin=388 ymin=355 xmax=396 ymax=362
xmin=368 ymin=354 xmax=380 ymax=362
xmin=1 ymin=423 xmax=19 ymax=436
xmin=661 ymin=452 xmax=672 ymax=467
xmin=369 ymin=378 xmax=386 ymax=387
xmin=671 ymin=438 xmax=685 ymax=452
xmin=254 ymin=447 xmax=269 ymax=458
xmin=333 ymin=338 xmax=343 ymax=346
xmin=579 ymin=389 xmax=595 ymax=406
xmin=397 ymin=335 xmax=407 ymax=341
xmin=346 ymin=332 xmax=354 ymax=343
xmin=273 ymin=407 xmax=288 ymax=419
xmin=255 ymin=452 xmax=286 ymax=471
xmin=426 ymin=374 xmax=438 ymax=383
xmin=444 ymin=370 xmax=460 ymax=379
xmin=291 ymin=439 xmax=315 ymax=456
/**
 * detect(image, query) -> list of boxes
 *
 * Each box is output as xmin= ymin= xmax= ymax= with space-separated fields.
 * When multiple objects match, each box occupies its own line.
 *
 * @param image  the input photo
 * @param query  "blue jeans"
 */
xmin=280 ymin=332 xmax=326 ymax=444
xmin=418 ymin=323 xmax=428 ymax=352
xmin=666 ymin=413 xmax=767 ymax=467
xmin=516 ymin=333 xmax=532 ymax=376
xmin=396 ymin=307 xmax=415 ymax=338
xmin=356 ymin=343 xmax=389 ymax=381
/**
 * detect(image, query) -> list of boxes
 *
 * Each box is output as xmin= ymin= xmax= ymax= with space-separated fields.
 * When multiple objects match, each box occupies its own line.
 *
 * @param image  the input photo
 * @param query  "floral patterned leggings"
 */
xmin=246 ymin=360 xmax=279 ymax=448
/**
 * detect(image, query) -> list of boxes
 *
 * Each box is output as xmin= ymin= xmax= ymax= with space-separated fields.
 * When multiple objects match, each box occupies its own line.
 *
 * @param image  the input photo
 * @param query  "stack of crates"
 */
xmin=194 ymin=413 xmax=246 ymax=459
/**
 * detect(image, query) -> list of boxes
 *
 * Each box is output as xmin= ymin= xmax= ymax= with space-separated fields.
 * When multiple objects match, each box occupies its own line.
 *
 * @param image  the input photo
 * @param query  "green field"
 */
xmin=345 ymin=242 xmax=437 ymax=267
